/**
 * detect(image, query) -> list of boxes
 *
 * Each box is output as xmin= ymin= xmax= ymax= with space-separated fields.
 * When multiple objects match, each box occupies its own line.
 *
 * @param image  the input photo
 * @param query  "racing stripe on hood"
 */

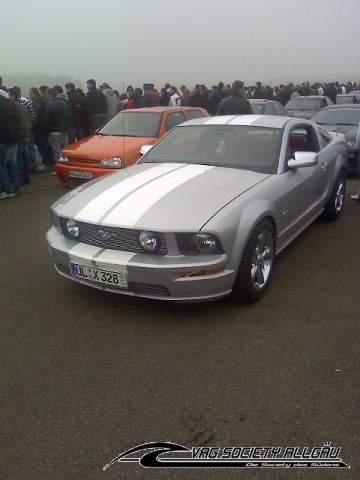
xmin=68 ymin=242 xmax=107 ymax=266
xmin=74 ymin=163 xmax=184 ymax=222
xmin=102 ymin=163 xmax=214 ymax=227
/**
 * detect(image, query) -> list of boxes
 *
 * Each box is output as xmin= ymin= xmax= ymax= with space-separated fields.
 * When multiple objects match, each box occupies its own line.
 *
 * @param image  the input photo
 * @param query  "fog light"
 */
xmin=66 ymin=219 xmax=80 ymax=238
xmin=139 ymin=231 xmax=160 ymax=253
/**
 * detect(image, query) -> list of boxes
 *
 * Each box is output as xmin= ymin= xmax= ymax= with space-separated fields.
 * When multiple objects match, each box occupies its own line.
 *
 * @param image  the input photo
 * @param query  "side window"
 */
xmin=265 ymin=103 xmax=275 ymax=115
xmin=186 ymin=109 xmax=206 ymax=120
xmin=273 ymin=102 xmax=285 ymax=115
xmin=286 ymin=126 xmax=320 ymax=160
xmin=165 ymin=112 xmax=187 ymax=132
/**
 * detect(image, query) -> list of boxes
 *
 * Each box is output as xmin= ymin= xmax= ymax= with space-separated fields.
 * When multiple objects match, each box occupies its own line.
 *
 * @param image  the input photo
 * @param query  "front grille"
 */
xmin=129 ymin=282 xmax=170 ymax=297
xmin=60 ymin=219 xmax=167 ymax=255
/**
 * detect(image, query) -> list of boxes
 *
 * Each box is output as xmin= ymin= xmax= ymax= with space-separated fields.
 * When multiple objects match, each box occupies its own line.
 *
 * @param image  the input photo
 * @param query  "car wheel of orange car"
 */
xmin=232 ymin=220 xmax=275 ymax=302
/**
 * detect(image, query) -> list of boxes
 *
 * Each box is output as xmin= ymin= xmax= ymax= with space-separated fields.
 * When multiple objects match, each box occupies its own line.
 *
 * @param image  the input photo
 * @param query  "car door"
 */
xmin=274 ymin=124 xmax=329 ymax=243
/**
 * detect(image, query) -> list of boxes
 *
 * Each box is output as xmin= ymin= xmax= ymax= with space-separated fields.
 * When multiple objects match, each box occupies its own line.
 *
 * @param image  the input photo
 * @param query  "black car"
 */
xmin=248 ymin=99 xmax=289 ymax=116
xmin=311 ymin=104 xmax=360 ymax=174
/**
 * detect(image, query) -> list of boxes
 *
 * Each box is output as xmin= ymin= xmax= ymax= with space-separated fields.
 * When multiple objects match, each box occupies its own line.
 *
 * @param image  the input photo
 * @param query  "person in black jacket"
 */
xmin=44 ymin=88 xmax=72 ymax=163
xmin=0 ymin=94 xmax=21 ymax=198
xmin=216 ymin=81 xmax=253 ymax=115
xmin=85 ymin=79 xmax=107 ymax=133
xmin=65 ymin=82 xmax=88 ymax=141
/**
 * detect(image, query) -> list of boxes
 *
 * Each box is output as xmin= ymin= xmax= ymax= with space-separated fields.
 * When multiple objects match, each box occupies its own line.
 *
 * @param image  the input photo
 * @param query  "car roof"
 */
xmin=182 ymin=114 xmax=294 ymax=128
xmin=123 ymin=106 xmax=206 ymax=113
xmin=289 ymin=95 xmax=329 ymax=100
xmin=248 ymin=99 xmax=279 ymax=104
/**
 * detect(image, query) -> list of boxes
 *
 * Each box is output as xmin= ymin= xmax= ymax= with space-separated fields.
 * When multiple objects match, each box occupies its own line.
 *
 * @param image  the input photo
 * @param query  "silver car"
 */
xmin=285 ymin=96 xmax=333 ymax=119
xmin=46 ymin=115 xmax=348 ymax=303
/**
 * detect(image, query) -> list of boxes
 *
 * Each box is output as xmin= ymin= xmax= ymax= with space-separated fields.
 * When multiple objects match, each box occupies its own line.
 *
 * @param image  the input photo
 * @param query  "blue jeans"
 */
xmin=0 ymin=143 xmax=19 ymax=194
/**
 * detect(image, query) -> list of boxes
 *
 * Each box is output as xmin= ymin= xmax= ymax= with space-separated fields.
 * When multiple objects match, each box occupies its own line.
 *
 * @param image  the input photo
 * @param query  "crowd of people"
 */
xmin=1 ymin=75 xmax=360 ymax=200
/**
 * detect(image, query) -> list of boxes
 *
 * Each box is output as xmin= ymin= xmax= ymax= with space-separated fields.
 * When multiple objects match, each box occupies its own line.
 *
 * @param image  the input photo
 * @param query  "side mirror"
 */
xmin=288 ymin=151 xmax=318 ymax=169
xmin=139 ymin=145 xmax=153 ymax=156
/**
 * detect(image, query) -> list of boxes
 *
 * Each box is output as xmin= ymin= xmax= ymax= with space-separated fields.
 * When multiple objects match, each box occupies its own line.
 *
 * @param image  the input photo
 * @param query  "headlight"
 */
xmin=194 ymin=233 xmax=218 ymax=253
xmin=177 ymin=232 xmax=223 ymax=254
xmin=100 ymin=157 xmax=122 ymax=168
xmin=138 ymin=231 xmax=160 ymax=253
xmin=58 ymin=154 xmax=69 ymax=163
xmin=66 ymin=219 xmax=80 ymax=239
xmin=347 ymin=141 xmax=358 ymax=151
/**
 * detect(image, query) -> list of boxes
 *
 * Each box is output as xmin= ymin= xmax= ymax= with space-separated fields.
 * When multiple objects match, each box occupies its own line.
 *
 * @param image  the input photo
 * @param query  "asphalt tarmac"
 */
xmin=1 ymin=172 xmax=359 ymax=479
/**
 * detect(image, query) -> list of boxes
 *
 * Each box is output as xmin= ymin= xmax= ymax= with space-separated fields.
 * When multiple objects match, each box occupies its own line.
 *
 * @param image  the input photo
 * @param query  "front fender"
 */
xmin=203 ymin=197 xmax=277 ymax=273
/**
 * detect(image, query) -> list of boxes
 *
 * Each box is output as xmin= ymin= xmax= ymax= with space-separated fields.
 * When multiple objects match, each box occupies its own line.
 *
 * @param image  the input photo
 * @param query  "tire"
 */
xmin=232 ymin=220 xmax=275 ymax=302
xmin=323 ymin=171 xmax=346 ymax=221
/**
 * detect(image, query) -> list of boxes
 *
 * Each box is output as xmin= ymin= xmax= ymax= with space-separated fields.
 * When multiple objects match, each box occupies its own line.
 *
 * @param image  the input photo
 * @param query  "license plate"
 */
xmin=69 ymin=171 xmax=93 ymax=179
xmin=70 ymin=263 xmax=128 ymax=288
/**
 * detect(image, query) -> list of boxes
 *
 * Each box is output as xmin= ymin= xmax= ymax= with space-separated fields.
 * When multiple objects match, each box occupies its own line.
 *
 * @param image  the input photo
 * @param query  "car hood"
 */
xmin=61 ymin=134 xmax=157 ymax=160
xmin=319 ymin=124 xmax=358 ymax=141
xmin=53 ymin=163 xmax=270 ymax=231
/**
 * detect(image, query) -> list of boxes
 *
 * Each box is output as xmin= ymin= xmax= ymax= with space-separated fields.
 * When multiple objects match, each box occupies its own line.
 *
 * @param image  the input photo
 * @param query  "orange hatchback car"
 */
xmin=55 ymin=106 xmax=209 ymax=188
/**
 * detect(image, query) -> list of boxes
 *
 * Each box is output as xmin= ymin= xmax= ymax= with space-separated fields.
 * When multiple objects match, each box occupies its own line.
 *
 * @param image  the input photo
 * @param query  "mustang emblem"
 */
xmin=97 ymin=229 xmax=115 ymax=241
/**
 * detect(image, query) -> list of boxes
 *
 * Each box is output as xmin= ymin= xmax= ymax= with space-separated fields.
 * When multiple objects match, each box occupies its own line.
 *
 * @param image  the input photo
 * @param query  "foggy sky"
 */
xmin=1 ymin=0 xmax=358 ymax=91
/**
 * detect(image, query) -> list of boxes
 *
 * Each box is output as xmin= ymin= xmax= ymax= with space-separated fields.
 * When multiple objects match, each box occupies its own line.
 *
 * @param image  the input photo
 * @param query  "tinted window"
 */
xmin=273 ymin=102 xmax=286 ymax=115
xmin=186 ymin=109 xmax=206 ymax=120
xmin=265 ymin=103 xmax=275 ymax=115
xmin=141 ymin=125 xmax=282 ymax=174
xmin=249 ymin=103 xmax=265 ymax=115
xmin=99 ymin=112 xmax=161 ymax=137
xmin=165 ymin=112 xmax=187 ymax=131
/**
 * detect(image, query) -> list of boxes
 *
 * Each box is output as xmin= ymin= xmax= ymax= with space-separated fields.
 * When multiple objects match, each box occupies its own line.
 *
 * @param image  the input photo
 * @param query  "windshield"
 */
xmin=98 ymin=111 xmax=162 ymax=137
xmin=140 ymin=125 xmax=282 ymax=174
xmin=286 ymin=98 xmax=323 ymax=111
xmin=312 ymin=109 xmax=360 ymax=125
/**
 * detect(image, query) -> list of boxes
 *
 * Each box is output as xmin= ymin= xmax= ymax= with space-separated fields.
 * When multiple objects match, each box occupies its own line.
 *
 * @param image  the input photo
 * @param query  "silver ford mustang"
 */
xmin=46 ymin=115 xmax=348 ymax=302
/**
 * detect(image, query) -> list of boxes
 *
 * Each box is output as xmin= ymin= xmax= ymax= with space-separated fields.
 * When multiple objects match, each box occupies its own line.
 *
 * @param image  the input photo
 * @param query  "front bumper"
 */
xmin=46 ymin=227 xmax=235 ymax=302
xmin=55 ymin=163 xmax=118 ymax=188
